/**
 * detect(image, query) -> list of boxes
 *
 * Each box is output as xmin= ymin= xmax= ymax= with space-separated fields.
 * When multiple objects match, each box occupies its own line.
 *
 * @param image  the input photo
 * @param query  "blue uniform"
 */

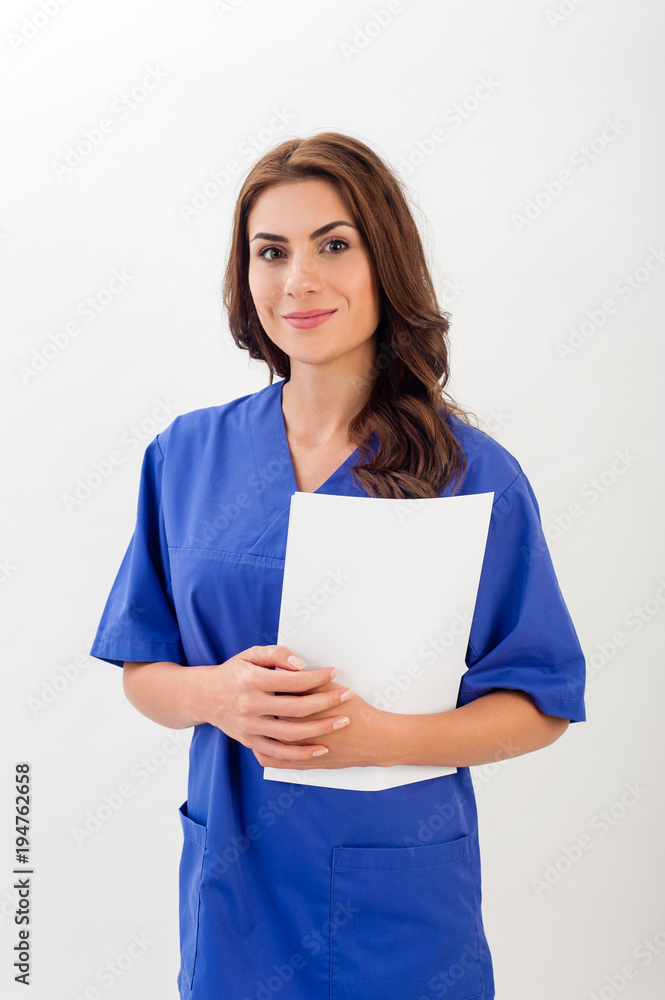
xmin=91 ymin=378 xmax=586 ymax=1000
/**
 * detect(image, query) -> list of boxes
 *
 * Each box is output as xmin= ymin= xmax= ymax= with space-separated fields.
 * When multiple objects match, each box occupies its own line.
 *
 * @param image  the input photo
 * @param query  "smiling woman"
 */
xmin=90 ymin=131 xmax=586 ymax=1000
xmin=223 ymin=132 xmax=477 ymax=502
xmin=248 ymin=183 xmax=380 ymax=352
xmin=246 ymin=178 xmax=384 ymax=492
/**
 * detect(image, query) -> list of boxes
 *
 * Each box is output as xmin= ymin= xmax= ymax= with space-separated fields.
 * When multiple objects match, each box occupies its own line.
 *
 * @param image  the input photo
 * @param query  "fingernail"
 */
xmin=288 ymin=655 xmax=305 ymax=668
xmin=339 ymin=688 xmax=354 ymax=702
xmin=333 ymin=717 xmax=350 ymax=729
xmin=329 ymin=667 xmax=337 ymax=678
xmin=312 ymin=747 xmax=329 ymax=756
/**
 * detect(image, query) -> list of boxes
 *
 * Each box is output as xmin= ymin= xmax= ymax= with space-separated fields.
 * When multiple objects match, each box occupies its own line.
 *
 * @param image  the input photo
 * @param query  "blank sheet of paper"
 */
xmin=263 ymin=490 xmax=494 ymax=791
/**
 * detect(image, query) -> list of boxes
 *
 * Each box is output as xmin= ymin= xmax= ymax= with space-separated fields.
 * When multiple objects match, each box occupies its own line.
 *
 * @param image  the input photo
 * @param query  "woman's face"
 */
xmin=247 ymin=178 xmax=382 ymax=374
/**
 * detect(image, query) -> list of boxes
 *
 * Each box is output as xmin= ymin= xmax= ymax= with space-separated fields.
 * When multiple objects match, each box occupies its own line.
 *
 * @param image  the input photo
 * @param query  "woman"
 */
xmin=91 ymin=131 xmax=586 ymax=1000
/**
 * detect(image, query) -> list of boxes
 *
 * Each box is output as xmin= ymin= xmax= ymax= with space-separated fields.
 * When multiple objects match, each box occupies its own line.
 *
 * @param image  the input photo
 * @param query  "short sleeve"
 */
xmin=459 ymin=472 xmax=586 ymax=722
xmin=90 ymin=436 xmax=186 ymax=668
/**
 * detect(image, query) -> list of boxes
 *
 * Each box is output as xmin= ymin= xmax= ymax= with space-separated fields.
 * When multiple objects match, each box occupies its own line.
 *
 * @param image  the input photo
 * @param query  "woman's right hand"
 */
xmin=197 ymin=644 xmax=354 ymax=761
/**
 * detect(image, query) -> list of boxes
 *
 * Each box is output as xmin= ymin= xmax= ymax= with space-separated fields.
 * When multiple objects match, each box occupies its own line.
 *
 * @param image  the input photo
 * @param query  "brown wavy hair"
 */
xmin=221 ymin=130 xmax=475 ymax=499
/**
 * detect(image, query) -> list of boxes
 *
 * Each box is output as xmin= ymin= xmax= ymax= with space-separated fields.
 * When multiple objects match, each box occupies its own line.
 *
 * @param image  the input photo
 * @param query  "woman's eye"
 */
xmin=257 ymin=238 xmax=349 ymax=261
xmin=325 ymin=238 xmax=349 ymax=253
xmin=257 ymin=246 xmax=284 ymax=261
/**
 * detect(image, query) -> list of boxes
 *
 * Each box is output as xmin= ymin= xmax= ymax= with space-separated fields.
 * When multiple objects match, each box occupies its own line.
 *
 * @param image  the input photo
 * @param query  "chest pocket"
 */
xmin=169 ymin=548 xmax=286 ymax=665
xmin=330 ymin=834 xmax=485 ymax=1000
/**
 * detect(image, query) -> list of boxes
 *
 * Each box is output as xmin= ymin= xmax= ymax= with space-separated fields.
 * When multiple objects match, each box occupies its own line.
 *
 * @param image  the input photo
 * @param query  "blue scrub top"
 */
xmin=91 ymin=378 xmax=586 ymax=1000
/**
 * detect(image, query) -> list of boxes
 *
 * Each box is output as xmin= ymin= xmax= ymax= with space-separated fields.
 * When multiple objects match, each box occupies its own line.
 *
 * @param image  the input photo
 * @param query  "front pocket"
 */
xmin=177 ymin=801 xmax=207 ymax=994
xmin=330 ymin=835 xmax=484 ymax=1000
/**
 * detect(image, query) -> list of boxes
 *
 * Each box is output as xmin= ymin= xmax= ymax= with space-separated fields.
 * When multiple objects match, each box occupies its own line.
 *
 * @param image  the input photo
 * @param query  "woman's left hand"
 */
xmin=251 ymin=679 xmax=394 ymax=769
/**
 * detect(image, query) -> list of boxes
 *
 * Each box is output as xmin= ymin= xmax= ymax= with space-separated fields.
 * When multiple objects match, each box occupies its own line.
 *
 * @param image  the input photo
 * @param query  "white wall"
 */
xmin=2 ymin=1 xmax=663 ymax=997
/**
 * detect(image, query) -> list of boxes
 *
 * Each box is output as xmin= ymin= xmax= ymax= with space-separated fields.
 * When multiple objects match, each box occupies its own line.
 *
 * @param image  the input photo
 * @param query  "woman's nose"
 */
xmin=283 ymin=255 xmax=321 ymax=296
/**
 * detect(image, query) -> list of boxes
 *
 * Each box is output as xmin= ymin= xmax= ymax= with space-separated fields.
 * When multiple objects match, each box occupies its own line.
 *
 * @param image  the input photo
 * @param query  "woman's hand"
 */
xmin=199 ymin=644 xmax=358 ymax=763
xmin=251 ymin=678 xmax=395 ymax=770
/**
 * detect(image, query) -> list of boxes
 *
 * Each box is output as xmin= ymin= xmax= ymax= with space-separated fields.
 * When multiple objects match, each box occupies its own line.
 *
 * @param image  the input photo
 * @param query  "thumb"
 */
xmin=242 ymin=644 xmax=307 ymax=671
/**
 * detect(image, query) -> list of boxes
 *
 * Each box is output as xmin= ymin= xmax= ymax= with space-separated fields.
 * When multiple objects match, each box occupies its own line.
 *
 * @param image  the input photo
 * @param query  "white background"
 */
xmin=2 ymin=1 xmax=664 ymax=998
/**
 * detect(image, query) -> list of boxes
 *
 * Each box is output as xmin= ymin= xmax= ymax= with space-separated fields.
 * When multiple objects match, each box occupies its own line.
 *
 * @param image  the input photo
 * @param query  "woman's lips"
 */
xmin=283 ymin=309 xmax=337 ymax=329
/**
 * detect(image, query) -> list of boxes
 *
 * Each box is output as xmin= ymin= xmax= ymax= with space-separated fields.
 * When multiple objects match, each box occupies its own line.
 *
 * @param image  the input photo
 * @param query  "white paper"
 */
xmin=263 ymin=490 xmax=494 ymax=791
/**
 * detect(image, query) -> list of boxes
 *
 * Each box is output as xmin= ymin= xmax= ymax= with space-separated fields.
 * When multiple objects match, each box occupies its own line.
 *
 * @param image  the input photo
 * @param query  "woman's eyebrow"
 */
xmin=249 ymin=220 xmax=357 ymax=243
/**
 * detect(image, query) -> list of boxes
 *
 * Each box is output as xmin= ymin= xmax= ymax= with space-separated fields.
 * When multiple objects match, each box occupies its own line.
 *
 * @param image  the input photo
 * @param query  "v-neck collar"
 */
xmin=246 ymin=378 xmax=378 ymax=549
xmin=273 ymin=378 xmax=363 ymax=496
